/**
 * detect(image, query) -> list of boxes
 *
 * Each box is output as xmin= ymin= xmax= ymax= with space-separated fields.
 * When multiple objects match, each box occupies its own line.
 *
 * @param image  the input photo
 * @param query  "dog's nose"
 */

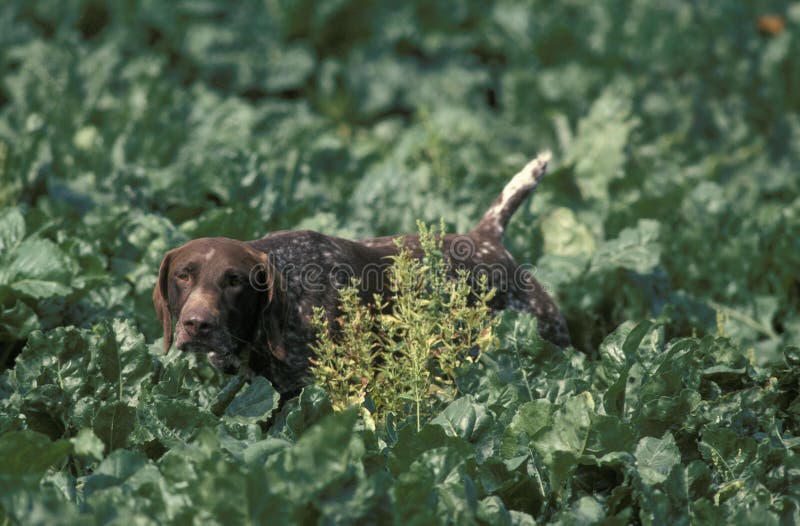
xmin=183 ymin=314 xmax=217 ymax=337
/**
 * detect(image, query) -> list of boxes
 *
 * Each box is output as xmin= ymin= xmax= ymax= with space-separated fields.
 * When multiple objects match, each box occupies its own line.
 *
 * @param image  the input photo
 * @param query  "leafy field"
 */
xmin=1 ymin=1 xmax=800 ymax=524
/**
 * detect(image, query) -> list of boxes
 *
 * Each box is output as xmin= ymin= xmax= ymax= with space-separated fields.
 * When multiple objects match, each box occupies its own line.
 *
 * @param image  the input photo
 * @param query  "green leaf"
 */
xmin=551 ymin=496 xmax=606 ymax=525
xmin=388 ymin=423 xmax=452 ymax=476
xmin=535 ymin=254 xmax=589 ymax=290
xmin=509 ymin=400 xmax=556 ymax=437
xmin=392 ymin=445 xmax=478 ymax=526
xmin=636 ymin=389 xmax=701 ymax=438
xmin=623 ymin=320 xmax=656 ymax=357
xmin=2 ymin=238 xmax=74 ymax=292
xmin=597 ymin=321 xmax=635 ymax=378
xmin=210 ymin=373 xmax=248 ymax=416
xmin=499 ymin=400 xmax=554 ymax=461
xmin=140 ymin=395 xmax=218 ymax=446
xmin=430 ymin=396 xmax=493 ymax=460
xmin=698 ymin=426 xmax=757 ymax=480
xmin=242 ymin=437 xmax=293 ymax=466
xmin=638 ymin=463 xmax=690 ymax=526
xmin=0 ymin=430 xmax=72 ymax=479
xmin=13 ymin=327 xmax=92 ymax=396
xmin=499 ymin=311 xmax=542 ymax=358
xmin=82 ymin=449 xmax=150 ymax=495
xmin=585 ymin=414 xmax=636 ymax=457
xmin=0 ymin=483 xmax=84 ymax=524
xmin=94 ymin=319 xmax=153 ymax=402
xmin=264 ymin=408 xmax=360 ymax=500
xmin=263 ymin=46 xmax=315 ymax=92
xmin=70 ymin=428 xmax=105 ymax=462
xmin=223 ymin=376 xmax=280 ymax=424
xmin=591 ymin=219 xmax=662 ymax=274
xmin=635 ymin=432 xmax=681 ymax=486
xmin=93 ymin=401 xmax=136 ymax=453
xmin=0 ymin=300 xmax=39 ymax=341
xmin=391 ymin=461 xmax=439 ymax=526
xmin=0 ymin=208 xmax=25 ymax=252
xmin=477 ymin=496 xmax=513 ymax=526
xmin=536 ymin=393 xmax=595 ymax=460
xmin=8 ymin=279 xmax=71 ymax=298
xmin=541 ymin=207 xmax=596 ymax=258
xmin=567 ymin=84 xmax=639 ymax=203
xmin=279 ymin=385 xmax=334 ymax=441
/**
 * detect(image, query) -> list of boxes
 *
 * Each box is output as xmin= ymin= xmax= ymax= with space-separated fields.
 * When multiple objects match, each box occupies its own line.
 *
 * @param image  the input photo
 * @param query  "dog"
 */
xmin=153 ymin=152 xmax=570 ymax=395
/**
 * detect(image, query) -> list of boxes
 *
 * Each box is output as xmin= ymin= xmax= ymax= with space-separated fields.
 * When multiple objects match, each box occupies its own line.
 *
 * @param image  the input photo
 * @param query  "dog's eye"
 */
xmin=176 ymin=271 xmax=190 ymax=282
xmin=225 ymin=274 xmax=244 ymax=288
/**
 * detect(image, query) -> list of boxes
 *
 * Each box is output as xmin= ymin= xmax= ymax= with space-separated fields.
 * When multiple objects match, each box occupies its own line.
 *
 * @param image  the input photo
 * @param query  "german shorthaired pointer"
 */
xmin=153 ymin=153 xmax=570 ymax=395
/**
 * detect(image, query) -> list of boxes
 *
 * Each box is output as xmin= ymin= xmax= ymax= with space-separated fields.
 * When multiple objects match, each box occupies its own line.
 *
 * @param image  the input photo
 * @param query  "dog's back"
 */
xmin=358 ymin=152 xmax=570 ymax=347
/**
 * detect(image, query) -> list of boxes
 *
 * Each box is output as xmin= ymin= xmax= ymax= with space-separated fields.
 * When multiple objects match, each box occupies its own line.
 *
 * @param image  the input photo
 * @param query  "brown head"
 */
xmin=152 ymin=237 xmax=285 ymax=373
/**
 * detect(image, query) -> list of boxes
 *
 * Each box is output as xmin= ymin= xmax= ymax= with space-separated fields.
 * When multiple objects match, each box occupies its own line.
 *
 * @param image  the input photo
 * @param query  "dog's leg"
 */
xmin=508 ymin=266 xmax=571 ymax=348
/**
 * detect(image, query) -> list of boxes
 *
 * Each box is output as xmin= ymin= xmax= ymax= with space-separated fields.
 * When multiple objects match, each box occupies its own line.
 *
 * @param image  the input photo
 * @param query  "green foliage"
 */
xmin=311 ymin=221 xmax=498 ymax=429
xmin=309 ymin=282 xmax=377 ymax=414
xmin=1 ymin=0 xmax=800 ymax=523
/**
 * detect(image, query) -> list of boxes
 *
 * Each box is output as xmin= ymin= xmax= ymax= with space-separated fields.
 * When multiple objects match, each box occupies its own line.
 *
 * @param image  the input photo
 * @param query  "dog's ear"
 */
xmin=153 ymin=250 xmax=174 ymax=354
xmin=254 ymin=253 xmax=288 ymax=362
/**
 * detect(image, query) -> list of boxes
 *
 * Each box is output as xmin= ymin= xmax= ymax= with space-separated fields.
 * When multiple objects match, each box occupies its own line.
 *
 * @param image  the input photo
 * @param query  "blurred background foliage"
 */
xmin=1 ymin=0 xmax=799 ymax=368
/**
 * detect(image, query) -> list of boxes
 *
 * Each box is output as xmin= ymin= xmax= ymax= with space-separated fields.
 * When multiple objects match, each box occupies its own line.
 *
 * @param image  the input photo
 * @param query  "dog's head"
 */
xmin=153 ymin=237 xmax=285 ymax=373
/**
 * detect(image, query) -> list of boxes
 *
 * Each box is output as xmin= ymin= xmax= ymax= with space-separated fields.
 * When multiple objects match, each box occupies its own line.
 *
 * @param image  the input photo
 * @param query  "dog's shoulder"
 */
xmin=248 ymin=229 xmax=391 ymax=270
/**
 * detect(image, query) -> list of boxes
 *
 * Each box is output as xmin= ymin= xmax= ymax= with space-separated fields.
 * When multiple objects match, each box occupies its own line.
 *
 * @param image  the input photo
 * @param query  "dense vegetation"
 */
xmin=1 ymin=1 xmax=799 ymax=523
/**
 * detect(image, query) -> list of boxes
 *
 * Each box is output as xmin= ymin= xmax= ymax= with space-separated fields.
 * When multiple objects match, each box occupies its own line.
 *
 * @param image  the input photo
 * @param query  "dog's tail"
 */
xmin=471 ymin=151 xmax=551 ymax=242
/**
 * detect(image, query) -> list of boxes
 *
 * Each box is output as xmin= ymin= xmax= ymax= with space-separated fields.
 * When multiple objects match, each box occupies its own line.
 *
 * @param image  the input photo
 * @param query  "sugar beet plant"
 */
xmin=3 ymin=0 xmax=800 ymax=523
xmin=310 ymin=221 xmax=497 ymax=429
